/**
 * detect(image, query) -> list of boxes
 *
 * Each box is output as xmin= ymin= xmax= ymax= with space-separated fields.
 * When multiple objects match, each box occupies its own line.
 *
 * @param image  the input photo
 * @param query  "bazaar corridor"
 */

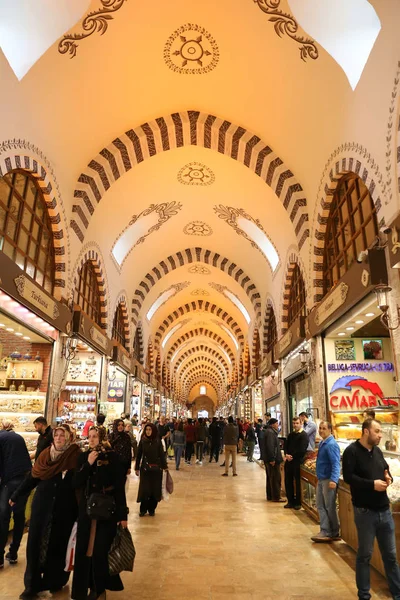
xmin=0 ymin=456 xmax=392 ymax=600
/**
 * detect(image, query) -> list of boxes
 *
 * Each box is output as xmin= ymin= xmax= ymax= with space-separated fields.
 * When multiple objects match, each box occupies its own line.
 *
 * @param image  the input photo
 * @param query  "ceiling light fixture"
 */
xmin=346 ymin=327 xmax=355 ymax=331
xmin=365 ymin=312 xmax=375 ymax=317
xmin=337 ymin=332 xmax=346 ymax=337
xmin=355 ymin=320 xmax=364 ymax=324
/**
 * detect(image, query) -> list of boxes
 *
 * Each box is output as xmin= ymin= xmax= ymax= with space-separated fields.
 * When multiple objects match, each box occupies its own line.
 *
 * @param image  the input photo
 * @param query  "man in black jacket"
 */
xmin=32 ymin=416 xmax=52 ymax=461
xmin=284 ymin=416 xmax=308 ymax=509
xmin=343 ymin=418 xmax=400 ymax=600
xmin=208 ymin=417 xmax=221 ymax=463
xmin=0 ymin=420 xmax=32 ymax=566
xmin=263 ymin=418 xmax=284 ymax=502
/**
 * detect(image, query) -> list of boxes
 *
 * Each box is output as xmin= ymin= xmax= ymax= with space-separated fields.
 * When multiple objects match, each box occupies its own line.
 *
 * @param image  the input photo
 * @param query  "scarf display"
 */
xmin=32 ymin=425 xmax=80 ymax=480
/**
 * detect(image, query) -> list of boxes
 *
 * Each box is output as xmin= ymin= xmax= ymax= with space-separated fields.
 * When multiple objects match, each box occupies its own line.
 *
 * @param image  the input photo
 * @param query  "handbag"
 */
xmin=166 ymin=470 xmax=174 ymax=494
xmin=86 ymin=492 xmax=116 ymax=521
xmin=108 ymin=524 xmax=136 ymax=575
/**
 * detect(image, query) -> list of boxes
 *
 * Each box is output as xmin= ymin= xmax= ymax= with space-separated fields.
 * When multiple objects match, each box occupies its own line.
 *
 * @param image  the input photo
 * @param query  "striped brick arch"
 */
xmin=133 ymin=321 xmax=144 ymax=364
xmin=0 ymin=153 xmax=68 ymax=296
xmin=281 ymin=252 xmax=307 ymax=335
xmin=166 ymin=328 xmax=235 ymax=362
xmin=145 ymin=339 xmax=154 ymax=373
xmin=175 ymin=355 xmax=229 ymax=380
xmin=112 ymin=292 xmax=130 ymax=346
xmin=263 ymin=298 xmax=277 ymax=353
xmin=132 ymin=247 xmax=261 ymax=328
xmin=155 ymin=299 xmax=245 ymax=347
xmin=71 ymin=110 xmax=309 ymax=248
xmin=179 ymin=358 xmax=227 ymax=383
xmin=72 ymin=248 xmax=109 ymax=330
xmin=181 ymin=366 xmax=225 ymax=387
xmin=252 ymin=327 xmax=261 ymax=367
xmin=312 ymin=154 xmax=383 ymax=304
xmin=183 ymin=375 xmax=222 ymax=395
xmin=172 ymin=346 xmax=230 ymax=374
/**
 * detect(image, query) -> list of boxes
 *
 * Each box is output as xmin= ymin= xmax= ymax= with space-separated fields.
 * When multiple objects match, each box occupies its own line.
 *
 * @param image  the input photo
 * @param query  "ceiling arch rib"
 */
xmin=131 ymin=247 xmax=262 ymax=328
xmin=182 ymin=375 xmax=223 ymax=398
xmin=182 ymin=365 xmax=225 ymax=387
xmin=179 ymin=361 xmax=227 ymax=385
xmin=71 ymin=110 xmax=309 ymax=249
xmin=172 ymin=345 xmax=230 ymax=374
xmin=162 ymin=321 xmax=237 ymax=361
xmin=166 ymin=328 xmax=235 ymax=363
xmin=155 ymin=300 xmax=245 ymax=348
xmin=175 ymin=355 xmax=229 ymax=381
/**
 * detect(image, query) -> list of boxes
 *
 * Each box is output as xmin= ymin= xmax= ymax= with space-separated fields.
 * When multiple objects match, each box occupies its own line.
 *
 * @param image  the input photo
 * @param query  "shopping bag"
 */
xmin=167 ymin=445 xmax=174 ymax=458
xmin=166 ymin=470 xmax=174 ymax=494
xmin=162 ymin=470 xmax=170 ymax=502
xmin=64 ymin=521 xmax=78 ymax=572
xmin=108 ymin=525 xmax=136 ymax=575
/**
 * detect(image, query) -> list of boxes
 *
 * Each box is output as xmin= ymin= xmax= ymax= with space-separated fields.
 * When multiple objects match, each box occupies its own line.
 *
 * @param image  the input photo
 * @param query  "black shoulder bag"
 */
xmin=86 ymin=457 xmax=116 ymax=521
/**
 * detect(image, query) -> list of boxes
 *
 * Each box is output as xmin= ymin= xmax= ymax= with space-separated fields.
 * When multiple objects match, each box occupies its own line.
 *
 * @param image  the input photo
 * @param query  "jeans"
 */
xmin=196 ymin=441 xmax=204 ymax=461
xmin=185 ymin=442 xmax=194 ymax=462
xmin=316 ymin=480 xmax=339 ymax=537
xmin=224 ymin=445 xmax=237 ymax=475
xmin=174 ymin=445 xmax=184 ymax=469
xmin=0 ymin=476 xmax=29 ymax=557
xmin=247 ymin=441 xmax=255 ymax=461
xmin=354 ymin=507 xmax=400 ymax=600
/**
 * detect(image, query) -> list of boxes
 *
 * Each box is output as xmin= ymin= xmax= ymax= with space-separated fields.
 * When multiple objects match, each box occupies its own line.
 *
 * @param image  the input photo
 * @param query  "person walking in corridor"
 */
xmin=209 ymin=417 xmax=221 ymax=463
xmin=195 ymin=417 xmax=207 ymax=464
xmin=0 ymin=420 xmax=32 ymax=567
xmin=263 ymin=418 xmax=284 ymax=502
xmin=172 ymin=421 xmax=186 ymax=470
xmin=222 ymin=417 xmax=239 ymax=477
xmin=246 ymin=422 xmax=256 ymax=462
xmin=311 ymin=421 xmax=340 ymax=542
xmin=284 ymin=416 xmax=308 ymax=509
xmin=343 ymin=418 xmax=400 ymax=600
xmin=184 ymin=418 xmax=196 ymax=465
xmin=135 ymin=423 xmax=168 ymax=516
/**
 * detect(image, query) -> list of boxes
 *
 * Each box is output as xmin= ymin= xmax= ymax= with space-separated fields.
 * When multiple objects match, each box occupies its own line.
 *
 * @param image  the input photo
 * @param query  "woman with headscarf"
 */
xmin=108 ymin=418 xmax=133 ymax=476
xmin=9 ymin=425 xmax=80 ymax=599
xmin=72 ymin=426 xmax=128 ymax=600
xmin=134 ymin=423 xmax=168 ymax=517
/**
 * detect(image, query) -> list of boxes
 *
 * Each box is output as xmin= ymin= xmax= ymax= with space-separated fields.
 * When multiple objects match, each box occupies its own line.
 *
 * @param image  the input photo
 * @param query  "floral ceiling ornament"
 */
xmin=191 ymin=289 xmax=210 ymax=296
xmin=253 ymin=0 xmax=318 ymax=61
xmin=59 ymin=0 xmax=127 ymax=59
xmin=188 ymin=264 xmax=211 ymax=275
xmin=183 ymin=221 xmax=213 ymax=236
xmin=164 ymin=23 xmax=219 ymax=75
xmin=111 ymin=201 xmax=182 ymax=269
xmin=177 ymin=162 xmax=215 ymax=186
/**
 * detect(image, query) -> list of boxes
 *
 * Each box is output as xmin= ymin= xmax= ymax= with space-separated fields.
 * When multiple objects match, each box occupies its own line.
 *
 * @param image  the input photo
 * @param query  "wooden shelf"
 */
xmin=5 ymin=378 xmax=42 ymax=381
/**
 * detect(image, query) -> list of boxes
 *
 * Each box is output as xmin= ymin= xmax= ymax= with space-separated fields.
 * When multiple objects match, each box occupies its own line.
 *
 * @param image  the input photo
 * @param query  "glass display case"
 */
xmin=0 ymin=390 xmax=46 ymax=452
xmin=331 ymin=407 xmax=398 ymax=452
xmin=300 ymin=450 xmax=319 ymax=521
xmin=58 ymin=383 xmax=99 ymax=434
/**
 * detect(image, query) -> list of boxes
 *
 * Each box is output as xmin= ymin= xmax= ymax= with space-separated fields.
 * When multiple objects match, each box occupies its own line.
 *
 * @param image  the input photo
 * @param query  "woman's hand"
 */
xmin=118 ymin=520 xmax=128 ymax=528
xmin=87 ymin=451 xmax=99 ymax=466
xmin=8 ymin=499 xmax=15 ymax=507
xmin=135 ymin=470 xmax=140 ymax=477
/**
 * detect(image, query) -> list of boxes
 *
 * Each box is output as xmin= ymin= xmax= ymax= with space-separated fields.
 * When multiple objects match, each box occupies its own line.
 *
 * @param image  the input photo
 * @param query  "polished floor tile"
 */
xmin=0 ymin=455 xmax=392 ymax=599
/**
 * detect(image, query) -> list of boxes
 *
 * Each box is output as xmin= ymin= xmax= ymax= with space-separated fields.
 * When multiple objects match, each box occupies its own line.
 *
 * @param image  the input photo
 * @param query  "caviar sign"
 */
xmin=329 ymin=376 xmax=398 ymax=410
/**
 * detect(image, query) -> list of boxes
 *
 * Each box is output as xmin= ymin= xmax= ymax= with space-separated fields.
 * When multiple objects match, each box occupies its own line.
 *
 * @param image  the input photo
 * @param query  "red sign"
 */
xmin=329 ymin=376 xmax=398 ymax=410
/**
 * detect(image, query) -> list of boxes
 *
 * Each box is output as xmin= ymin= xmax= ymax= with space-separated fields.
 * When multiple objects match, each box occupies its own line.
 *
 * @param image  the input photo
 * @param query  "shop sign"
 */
xmin=315 ymin=282 xmax=349 ymax=326
xmin=73 ymin=310 xmax=113 ymax=356
xmin=108 ymin=377 xmax=126 ymax=402
xmin=329 ymin=375 xmax=398 ymax=410
xmin=278 ymin=330 xmax=292 ymax=354
xmin=328 ymin=362 xmax=394 ymax=373
xmin=260 ymin=353 xmax=272 ymax=376
xmin=121 ymin=353 xmax=131 ymax=371
xmin=388 ymin=218 xmax=400 ymax=269
xmin=248 ymin=369 xmax=258 ymax=386
xmin=14 ymin=275 xmax=59 ymax=320
xmin=89 ymin=326 xmax=107 ymax=351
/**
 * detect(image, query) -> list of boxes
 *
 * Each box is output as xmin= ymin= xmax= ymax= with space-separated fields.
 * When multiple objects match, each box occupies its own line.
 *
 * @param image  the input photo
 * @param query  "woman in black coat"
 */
xmin=109 ymin=418 xmax=132 ymax=476
xmin=72 ymin=427 xmax=128 ymax=600
xmin=134 ymin=422 xmax=167 ymax=517
xmin=10 ymin=425 xmax=80 ymax=599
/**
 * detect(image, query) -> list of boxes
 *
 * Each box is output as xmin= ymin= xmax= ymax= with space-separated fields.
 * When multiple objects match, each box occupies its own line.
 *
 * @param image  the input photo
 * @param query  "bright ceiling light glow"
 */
xmin=237 ymin=217 xmax=279 ymax=271
xmin=23 ymin=336 xmax=30 ymax=340
xmin=0 ymin=323 xmax=4 ymax=328
xmin=224 ymin=290 xmax=251 ymax=324
xmin=15 ymin=332 xmax=23 ymax=336
xmin=6 ymin=328 xmax=14 ymax=332
xmin=162 ymin=323 xmax=182 ymax=349
xmin=346 ymin=327 xmax=355 ymax=331
xmin=337 ymin=332 xmax=346 ymax=337
xmin=220 ymin=325 xmax=239 ymax=350
xmin=355 ymin=320 xmax=364 ymax=324
xmin=200 ymin=385 xmax=207 ymax=395
xmin=146 ymin=288 xmax=176 ymax=321
xmin=288 ymin=0 xmax=381 ymax=90
xmin=365 ymin=312 xmax=375 ymax=317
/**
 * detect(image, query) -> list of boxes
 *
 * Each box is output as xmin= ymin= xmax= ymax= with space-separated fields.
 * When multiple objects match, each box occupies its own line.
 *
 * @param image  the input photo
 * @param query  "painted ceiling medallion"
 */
xmin=191 ymin=289 xmax=210 ymax=296
xmin=254 ymin=0 xmax=318 ymax=61
xmin=164 ymin=23 xmax=219 ymax=75
xmin=177 ymin=162 xmax=215 ymax=186
xmin=184 ymin=221 xmax=213 ymax=236
xmin=188 ymin=264 xmax=211 ymax=275
xmin=59 ymin=0 xmax=127 ymax=58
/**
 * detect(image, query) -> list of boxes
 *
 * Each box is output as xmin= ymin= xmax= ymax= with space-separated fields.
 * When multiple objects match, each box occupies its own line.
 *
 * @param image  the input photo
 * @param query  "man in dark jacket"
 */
xmin=0 ymin=420 xmax=32 ymax=566
xmin=32 ymin=416 xmax=52 ymax=461
xmin=208 ymin=417 xmax=221 ymax=463
xmin=222 ymin=417 xmax=239 ymax=477
xmin=263 ymin=418 xmax=284 ymax=502
xmin=195 ymin=418 xmax=207 ymax=465
xmin=284 ymin=416 xmax=308 ymax=509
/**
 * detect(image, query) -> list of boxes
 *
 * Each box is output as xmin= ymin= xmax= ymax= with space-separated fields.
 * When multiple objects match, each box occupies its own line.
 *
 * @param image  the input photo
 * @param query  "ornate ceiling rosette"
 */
xmin=191 ymin=289 xmax=210 ymax=296
xmin=111 ymin=201 xmax=182 ymax=269
xmin=188 ymin=264 xmax=211 ymax=275
xmin=253 ymin=0 xmax=318 ymax=61
xmin=164 ymin=23 xmax=219 ymax=75
xmin=183 ymin=221 xmax=213 ymax=236
xmin=177 ymin=162 xmax=215 ymax=186
xmin=59 ymin=0 xmax=127 ymax=59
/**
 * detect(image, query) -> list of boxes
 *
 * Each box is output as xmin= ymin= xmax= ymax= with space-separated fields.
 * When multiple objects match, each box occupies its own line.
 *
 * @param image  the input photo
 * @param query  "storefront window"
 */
xmin=74 ymin=260 xmax=101 ymax=325
xmin=323 ymin=174 xmax=378 ymax=295
xmin=0 ymin=170 xmax=55 ymax=294
xmin=112 ymin=303 xmax=127 ymax=349
xmin=287 ymin=264 xmax=306 ymax=327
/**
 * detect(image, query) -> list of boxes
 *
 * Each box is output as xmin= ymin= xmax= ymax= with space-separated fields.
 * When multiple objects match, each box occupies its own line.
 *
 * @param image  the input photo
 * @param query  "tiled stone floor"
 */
xmin=1 ymin=455 xmax=392 ymax=599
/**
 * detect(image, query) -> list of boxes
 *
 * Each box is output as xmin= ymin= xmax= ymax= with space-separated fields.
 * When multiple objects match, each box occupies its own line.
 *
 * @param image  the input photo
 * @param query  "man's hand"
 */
xmin=285 ymin=454 xmax=293 ymax=462
xmin=374 ymin=479 xmax=388 ymax=492
xmin=328 ymin=481 xmax=337 ymax=490
xmin=8 ymin=499 xmax=15 ymax=507
xmin=118 ymin=520 xmax=128 ymax=528
xmin=87 ymin=451 xmax=99 ymax=466
xmin=269 ymin=461 xmax=276 ymax=466
xmin=384 ymin=469 xmax=392 ymax=487
xmin=135 ymin=470 xmax=140 ymax=477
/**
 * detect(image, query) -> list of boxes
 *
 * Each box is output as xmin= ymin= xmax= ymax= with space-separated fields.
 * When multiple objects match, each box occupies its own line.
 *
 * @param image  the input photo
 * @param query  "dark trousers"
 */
xmin=209 ymin=441 xmax=220 ymax=462
xmin=196 ymin=441 xmax=204 ymax=461
xmin=140 ymin=497 xmax=158 ymax=515
xmin=265 ymin=462 xmax=282 ymax=501
xmin=0 ymin=476 xmax=29 ymax=557
xmin=284 ymin=461 xmax=301 ymax=506
xmin=185 ymin=442 xmax=194 ymax=462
